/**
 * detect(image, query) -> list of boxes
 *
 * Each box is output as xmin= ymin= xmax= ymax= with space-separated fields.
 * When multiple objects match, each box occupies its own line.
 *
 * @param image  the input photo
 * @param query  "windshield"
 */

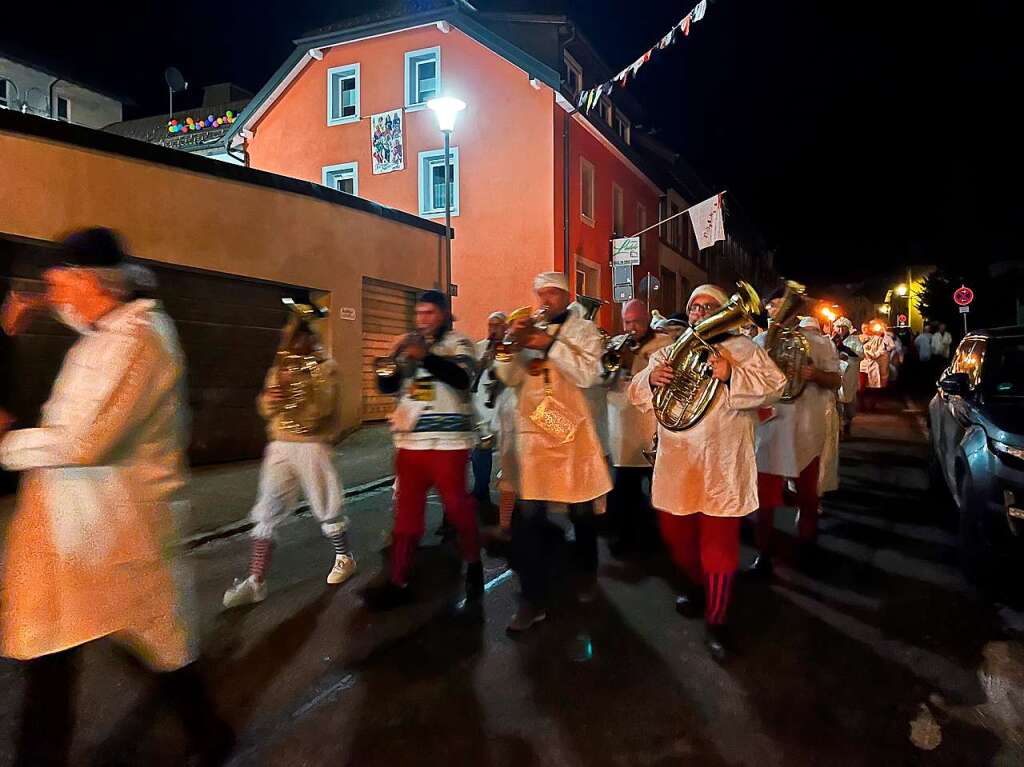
xmin=983 ymin=338 xmax=1024 ymax=397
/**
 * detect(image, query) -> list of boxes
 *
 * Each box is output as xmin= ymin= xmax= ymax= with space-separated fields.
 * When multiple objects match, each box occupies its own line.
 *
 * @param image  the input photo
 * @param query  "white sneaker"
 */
xmin=222 ymin=576 xmax=267 ymax=609
xmin=327 ymin=554 xmax=357 ymax=585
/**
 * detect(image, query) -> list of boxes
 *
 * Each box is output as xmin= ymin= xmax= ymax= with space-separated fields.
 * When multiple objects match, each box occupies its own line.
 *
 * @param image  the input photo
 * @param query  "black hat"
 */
xmin=417 ymin=289 xmax=450 ymax=313
xmin=60 ymin=227 xmax=128 ymax=268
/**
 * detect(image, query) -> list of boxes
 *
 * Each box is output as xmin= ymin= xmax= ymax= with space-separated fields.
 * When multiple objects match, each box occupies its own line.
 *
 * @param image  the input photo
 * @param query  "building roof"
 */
xmin=0 ymin=45 xmax=135 ymax=105
xmin=104 ymin=99 xmax=250 ymax=152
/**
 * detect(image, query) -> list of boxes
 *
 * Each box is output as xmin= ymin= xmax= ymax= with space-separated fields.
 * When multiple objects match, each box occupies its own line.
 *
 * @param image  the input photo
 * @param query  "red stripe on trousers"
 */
xmin=658 ymin=512 xmax=740 ymax=623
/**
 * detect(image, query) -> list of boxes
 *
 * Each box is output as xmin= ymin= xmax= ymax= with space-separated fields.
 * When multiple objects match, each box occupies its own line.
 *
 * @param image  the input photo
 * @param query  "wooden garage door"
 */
xmin=362 ymin=277 xmax=417 ymax=421
xmin=0 ymin=233 xmax=306 ymax=495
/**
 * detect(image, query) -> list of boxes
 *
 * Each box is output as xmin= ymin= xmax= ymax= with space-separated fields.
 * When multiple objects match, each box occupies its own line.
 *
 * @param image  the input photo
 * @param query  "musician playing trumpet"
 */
xmin=629 ymin=284 xmax=785 ymax=662
xmin=748 ymin=289 xmax=841 ymax=578
xmin=605 ymin=299 xmax=671 ymax=558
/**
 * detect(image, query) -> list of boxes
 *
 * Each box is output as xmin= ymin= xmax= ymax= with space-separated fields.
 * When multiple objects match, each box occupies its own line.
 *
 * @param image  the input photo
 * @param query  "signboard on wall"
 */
xmin=611 ymin=237 xmax=641 ymax=266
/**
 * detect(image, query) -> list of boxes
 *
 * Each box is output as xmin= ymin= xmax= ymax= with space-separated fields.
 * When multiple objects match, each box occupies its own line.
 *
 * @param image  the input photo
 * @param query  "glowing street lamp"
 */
xmin=427 ymin=97 xmax=466 ymax=297
xmin=895 ymin=284 xmax=908 ymax=297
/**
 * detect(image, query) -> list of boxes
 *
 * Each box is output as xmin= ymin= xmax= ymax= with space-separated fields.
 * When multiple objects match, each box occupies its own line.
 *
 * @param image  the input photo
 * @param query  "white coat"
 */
xmin=860 ymin=335 xmax=887 ymax=389
xmin=495 ymin=313 xmax=612 ymax=505
xmin=607 ymin=333 xmax=673 ymax=467
xmin=629 ymin=335 xmax=786 ymax=517
xmin=754 ymin=323 xmax=841 ymax=477
xmin=0 ymin=300 xmax=194 ymax=670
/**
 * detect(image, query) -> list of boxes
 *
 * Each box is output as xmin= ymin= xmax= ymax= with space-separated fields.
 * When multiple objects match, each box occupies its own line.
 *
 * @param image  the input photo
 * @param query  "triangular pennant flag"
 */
xmin=692 ymin=0 xmax=707 ymax=23
xmin=680 ymin=14 xmax=692 ymax=36
xmin=687 ymin=193 xmax=726 ymax=250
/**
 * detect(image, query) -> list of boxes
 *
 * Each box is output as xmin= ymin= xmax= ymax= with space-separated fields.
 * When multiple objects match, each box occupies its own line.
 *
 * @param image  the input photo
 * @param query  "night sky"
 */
xmin=3 ymin=1 xmax=1013 ymax=287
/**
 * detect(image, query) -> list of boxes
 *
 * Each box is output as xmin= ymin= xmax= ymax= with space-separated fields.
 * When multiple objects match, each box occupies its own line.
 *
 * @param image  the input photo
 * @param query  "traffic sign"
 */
xmin=959 ymin=305 xmax=970 ymax=314
xmin=953 ymin=285 xmax=974 ymax=306
xmin=897 ymin=313 xmax=908 ymax=325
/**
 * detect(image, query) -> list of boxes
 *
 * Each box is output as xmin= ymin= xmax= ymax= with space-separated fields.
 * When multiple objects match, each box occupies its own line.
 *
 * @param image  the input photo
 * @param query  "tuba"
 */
xmin=764 ymin=280 xmax=811 ymax=401
xmin=652 ymin=281 xmax=763 ymax=431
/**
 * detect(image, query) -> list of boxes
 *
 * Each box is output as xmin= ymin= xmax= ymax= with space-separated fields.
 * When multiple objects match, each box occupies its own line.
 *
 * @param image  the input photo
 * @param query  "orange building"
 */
xmin=228 ymin=6 xmax=709 ymax=338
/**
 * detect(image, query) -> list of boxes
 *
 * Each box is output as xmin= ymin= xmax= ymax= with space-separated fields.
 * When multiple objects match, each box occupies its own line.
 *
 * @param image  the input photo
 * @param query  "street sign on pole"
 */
xmin=611 ymin=237 xmax=641 ymax=267
xmin=953 ymin=285 xmax=974 ymax=306
xmin=959 ymin=305 xmax=970 ymax=314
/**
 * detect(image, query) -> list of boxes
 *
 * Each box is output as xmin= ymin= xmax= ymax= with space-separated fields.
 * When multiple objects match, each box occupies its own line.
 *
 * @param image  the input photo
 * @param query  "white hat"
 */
xmin=833 ymin=316 xmax=853 ymax=330
xmin=799 ymin=316 xmax=821 ymax=330
xmin=488 ymin=311 xmax=508 ymax=322
xmin=533 ymin=271 xmax=570 ymax=293
xmin=686 ymin=284 xmax=729 ymax=313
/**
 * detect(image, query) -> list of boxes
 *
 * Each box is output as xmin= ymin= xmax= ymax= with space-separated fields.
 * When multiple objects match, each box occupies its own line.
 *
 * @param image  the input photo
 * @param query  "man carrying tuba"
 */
xmin=747 ymin=287 xmax=841 ymax=579
xmin=629 ymin=284 xmax=786 ymax=662
xmin=223 ymin=300 xmax=357 ymax=608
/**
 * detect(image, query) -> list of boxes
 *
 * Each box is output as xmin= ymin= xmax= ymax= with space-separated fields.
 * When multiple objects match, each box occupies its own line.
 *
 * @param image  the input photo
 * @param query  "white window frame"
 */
xmin=0 ymin=78 xmax=12 ymax=109
xmin=418 ymin=147 xmax=460 ymax=218
xmin=614 ymin=111 xmax=631 ymax=144
xmin=563 ymin=51 xmax=583 ymax=99
xmin=612 ymin=184 xmax=625 ymax=237
xmin=580 ymin=157 xmax=595 ymax=227
xmin=637 ymin=202 xmax=648 ymax=234
xmin=327 ymin=63 xmax=361 ymax=126
xmin=405 ymin=46 xmax=441 ymax=110
xmin=575 ymin=256 xmax=601 ymax=301
xmin=322 ymin=161 xmax=359 ymax=196
xmin=56 ymin=95 xmax=70 ymax=122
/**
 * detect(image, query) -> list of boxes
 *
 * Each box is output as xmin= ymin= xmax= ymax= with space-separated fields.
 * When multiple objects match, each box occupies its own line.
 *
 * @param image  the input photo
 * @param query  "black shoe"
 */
xmin=362 ymin=579 xmax=412 ymax=611
xmin=744 ymin=553 xmax=773 ymax=579
xmin=705 ymin=624 xmax=730 ymax=663
xmin=465 ymin=561 xmax=484 ymax=601
xmin=674 ymin=592 xmax=706 ymax=619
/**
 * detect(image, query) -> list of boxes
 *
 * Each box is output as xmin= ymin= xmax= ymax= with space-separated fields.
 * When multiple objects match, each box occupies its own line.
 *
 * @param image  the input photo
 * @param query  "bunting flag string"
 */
xmin=576 ymin=0 xmax=710 ymax=112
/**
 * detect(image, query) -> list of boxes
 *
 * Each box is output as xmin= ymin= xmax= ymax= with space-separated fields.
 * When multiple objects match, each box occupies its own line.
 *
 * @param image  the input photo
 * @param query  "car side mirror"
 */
xmin=939 ymin=372 xmax=969 ymax=396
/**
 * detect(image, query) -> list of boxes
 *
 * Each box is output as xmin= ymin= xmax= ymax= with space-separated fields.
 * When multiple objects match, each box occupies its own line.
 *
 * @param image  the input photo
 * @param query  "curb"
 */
xmin=180 ymin=475 xmax=395 ymax=550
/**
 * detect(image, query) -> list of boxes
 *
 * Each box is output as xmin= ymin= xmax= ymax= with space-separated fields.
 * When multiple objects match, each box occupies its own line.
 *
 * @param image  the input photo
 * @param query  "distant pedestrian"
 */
xmin=932 ymin=322 xmax=953 ymax=366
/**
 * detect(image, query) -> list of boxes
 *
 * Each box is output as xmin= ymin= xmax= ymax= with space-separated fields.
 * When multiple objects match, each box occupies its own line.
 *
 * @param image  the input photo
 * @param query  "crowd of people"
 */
xmin=0 ymin=226 xmax=951 ymax=764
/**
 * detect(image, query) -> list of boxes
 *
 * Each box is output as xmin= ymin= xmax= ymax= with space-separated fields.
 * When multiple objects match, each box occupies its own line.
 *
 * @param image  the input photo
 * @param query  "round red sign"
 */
xmin=897 ymin=313 xmax=908 ymax=325
xmin=953 ymin=285 xmax=974 ymax=306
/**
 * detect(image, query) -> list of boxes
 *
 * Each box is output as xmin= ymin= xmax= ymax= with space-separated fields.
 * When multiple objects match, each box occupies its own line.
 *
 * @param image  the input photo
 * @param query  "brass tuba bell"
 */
xmin=764 ymin=280 xmax=811 ymax=401
xmin=652 ymin=281 xmax=763 ymax=431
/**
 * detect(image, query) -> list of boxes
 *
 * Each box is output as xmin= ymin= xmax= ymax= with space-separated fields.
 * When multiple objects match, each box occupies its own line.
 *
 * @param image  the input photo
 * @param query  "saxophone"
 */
xmin=652 ymin=281 xmax=763 ymax=431
xmin=764 ymin=280 xmax=811 ymax=402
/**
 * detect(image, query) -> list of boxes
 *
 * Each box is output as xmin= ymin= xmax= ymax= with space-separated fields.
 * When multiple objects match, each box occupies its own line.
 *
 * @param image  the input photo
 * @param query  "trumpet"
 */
xmin=374 ymin=331 xmax=427 ymax=389
xmin=494 ymin=306 xmax=549 ymax=362
xmin=1 ymin=291 xmax=50 ymax=337
xmin=601 ymin=331 xmax=640 ymax=375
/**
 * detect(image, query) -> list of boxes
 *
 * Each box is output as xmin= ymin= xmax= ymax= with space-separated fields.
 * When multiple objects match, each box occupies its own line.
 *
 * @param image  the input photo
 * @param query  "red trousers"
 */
xmin=756 ymin=456 xmax=820 ymax=554
xmin=391 ymin=448 xmax=480 ymax=586
xmin=658 ymin=512 xmax=740 ymax=625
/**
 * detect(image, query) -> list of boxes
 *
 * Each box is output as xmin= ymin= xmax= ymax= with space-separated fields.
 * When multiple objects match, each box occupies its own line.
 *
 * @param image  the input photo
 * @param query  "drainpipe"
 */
xmin=561 ymin=22 xmax=577 ymax=277
xmin=48 ymin=77 xmax=63 ymax=119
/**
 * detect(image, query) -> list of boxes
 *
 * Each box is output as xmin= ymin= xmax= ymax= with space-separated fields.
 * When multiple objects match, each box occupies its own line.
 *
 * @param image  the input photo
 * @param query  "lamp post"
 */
xmin=427 ymin=96 xmax=466 ymax=297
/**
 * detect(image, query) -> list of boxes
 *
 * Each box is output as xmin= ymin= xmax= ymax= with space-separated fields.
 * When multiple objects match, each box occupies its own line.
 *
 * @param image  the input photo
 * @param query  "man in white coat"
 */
xmin=606 ymin=299 xmax=672 ymax=557
xmin=496 ymin=272 xmax=612 ymax=632
xmin=832 ymin=317 xmax=861 ymax=436
xmin=629 ymin=284 xmax=786 ymax=661
xmin=0 ymin=228 xmax=232 ymax=765
xmin=749 ymin=298 xmax=841 ymax=577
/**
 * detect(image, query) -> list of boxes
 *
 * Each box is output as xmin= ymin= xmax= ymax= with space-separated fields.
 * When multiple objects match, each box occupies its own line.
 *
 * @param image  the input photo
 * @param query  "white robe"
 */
xmin=860 ymin=335 xmax=887 ymax=389
xmin=0 ymin=300 xmax=194 ymax=669
xmin=754 ymin=325 xmax=841 ymax=477
xmin=496 ymin=313 xmax=612 ymax=505
xmin=607 ymin=333 xmax=673 ymax=467
xmin=629 ymin=335 xmax=786 ymax=517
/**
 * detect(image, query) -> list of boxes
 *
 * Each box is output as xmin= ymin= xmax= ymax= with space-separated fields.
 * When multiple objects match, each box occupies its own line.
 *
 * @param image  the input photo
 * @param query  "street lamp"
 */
xmin=895 ymin=284 xmax=908 ymax=297
xmin=427 ymin=96 xmax=466 ymax=297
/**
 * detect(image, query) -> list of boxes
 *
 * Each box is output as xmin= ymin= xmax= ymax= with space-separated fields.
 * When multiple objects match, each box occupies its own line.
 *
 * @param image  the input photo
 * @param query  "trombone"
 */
xmin=600 ymin=331 xmax=640 ymax=375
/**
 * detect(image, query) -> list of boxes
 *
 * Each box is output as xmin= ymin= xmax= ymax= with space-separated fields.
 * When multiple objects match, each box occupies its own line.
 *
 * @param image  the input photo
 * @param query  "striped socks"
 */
xmin=328 ymin=531 xmax=352 ymax=558
xmin=704 ymin=572 xmax=733 ymax=626
xmin=499 ymin=491 xmax=516 ymax=531
xmin=249 ymin=538 xmax=274 ymax=582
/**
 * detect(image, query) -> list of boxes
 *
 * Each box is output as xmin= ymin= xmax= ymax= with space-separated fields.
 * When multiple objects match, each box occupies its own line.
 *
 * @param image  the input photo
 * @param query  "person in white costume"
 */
xmin=748 ymin=298 xmax=841 ymax=577
xmin=832 ymin=317 xmax=862 ymax=436
xmin=0 ymin=228 xmax=232 ymax=766
xmin=470 ymin=311 xmax=507 ymax=513
xmin=223 ymin=305 xmax=356 ymax=609
xmin=629 ymin=284 xmax=786 ymax=661
xmin=496 ymin=272 xmax=612 ymax=632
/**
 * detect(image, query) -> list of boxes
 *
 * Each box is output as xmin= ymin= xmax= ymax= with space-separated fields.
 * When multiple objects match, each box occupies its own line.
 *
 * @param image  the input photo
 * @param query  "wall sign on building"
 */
xmin=371 ymin=109 xmax=405 ymax=174
xmin=611 ymin=236 xmax=641 ymax=266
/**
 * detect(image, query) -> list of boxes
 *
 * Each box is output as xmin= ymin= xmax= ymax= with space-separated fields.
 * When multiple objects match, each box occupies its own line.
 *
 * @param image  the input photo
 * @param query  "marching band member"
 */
xmin=496 ymin=272 xmax=612 ymax=632
xmin=363 ymin=290 xmax=483 ymax=609
xmin=859 ymin=323 xmax=888 ymax=411
xmin=470 ymin=311 xmax=507 ymax=512
xmin=223 ymin=304 xmax=355 ymax=609
xmin=606 ymin=299 xmax=672 ymax=557
xmin=832 ymin=317 xmax=861 ymax=437
xmin=629 ymin=284 xmax=786 ymax=661
xmin=748 ymin=298 xmax=841 ymax=578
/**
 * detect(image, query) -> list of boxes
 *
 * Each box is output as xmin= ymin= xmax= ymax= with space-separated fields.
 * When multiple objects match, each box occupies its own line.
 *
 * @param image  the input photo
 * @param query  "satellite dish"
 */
xmin=164 ymin=67 xmax=188 ymax=93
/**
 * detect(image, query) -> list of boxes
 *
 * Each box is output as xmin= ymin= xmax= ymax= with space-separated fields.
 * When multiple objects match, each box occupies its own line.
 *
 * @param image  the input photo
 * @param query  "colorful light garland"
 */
xmin=167 ymin=110 xmax=237 ymax=134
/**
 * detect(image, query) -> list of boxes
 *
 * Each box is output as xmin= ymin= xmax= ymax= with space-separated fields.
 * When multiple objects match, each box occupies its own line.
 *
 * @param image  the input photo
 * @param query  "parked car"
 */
xmin=928 ymin=327 xmax=1024 ymax=586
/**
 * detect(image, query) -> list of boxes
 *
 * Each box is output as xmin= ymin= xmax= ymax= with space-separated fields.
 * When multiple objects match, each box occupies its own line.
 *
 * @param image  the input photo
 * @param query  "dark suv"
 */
xmin=929 ymin=327 xmax=1024 ymax=584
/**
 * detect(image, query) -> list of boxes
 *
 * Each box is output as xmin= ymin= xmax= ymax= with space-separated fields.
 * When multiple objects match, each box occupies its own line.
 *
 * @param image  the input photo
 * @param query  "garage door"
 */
xmin=1 ymin=233 xmax=306 ymax=494
xmin=361 ymin=277 xmax=418 ymax=421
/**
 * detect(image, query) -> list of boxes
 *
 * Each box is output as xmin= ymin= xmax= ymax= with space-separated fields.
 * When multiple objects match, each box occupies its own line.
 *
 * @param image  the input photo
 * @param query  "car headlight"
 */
xmin=989 ymin=438 xmax=1024 ymax=470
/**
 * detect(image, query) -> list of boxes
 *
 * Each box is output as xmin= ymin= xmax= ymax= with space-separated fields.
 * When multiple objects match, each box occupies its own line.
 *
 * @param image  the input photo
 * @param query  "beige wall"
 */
xmin=0 ymin=57 xmax=122 ymax=128
xmin=0 ymin=128 xmax=444 ymax=431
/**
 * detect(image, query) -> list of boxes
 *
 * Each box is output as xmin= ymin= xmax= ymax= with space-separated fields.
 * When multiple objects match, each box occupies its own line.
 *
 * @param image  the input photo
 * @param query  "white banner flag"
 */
xmin=688 ymin=193 xmax=725 ymax=250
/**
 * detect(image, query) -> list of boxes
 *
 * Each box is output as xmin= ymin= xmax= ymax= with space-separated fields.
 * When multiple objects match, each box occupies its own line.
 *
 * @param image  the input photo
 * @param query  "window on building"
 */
xmin=612 ymin=184 xmax=625 ymax=237
xmin=564 ymin=52 xmax=583 ymax=99
xmin=637 ymin=203 xmax=648 ymax=234
xmin=614 ymin=111 xmax=631 ymax=144
xmin=56 ymin=96 xmax=70 ymax=122
xmin=0 ymin=79 xmax=11 ymax=109
xmin=406 ymin=47 xmax=441 ymax=108
xmin=599 ymin=98 xmax=613 ymax=126
xmin=576 ymin=259 xmax=599 ymax=300
xmin=418 ymin=147 xmax=459 ymax=217
xmin=660 ymin=200 xmax=684 ymax=251
xmin=322 ymin=162 xmax=359 ymax=196
xmin=327 ymin=64 xmax=360 ymax=125
xmin=580 ymin=158 xmax=595 ymax=225
xmin=660 ymin=267 xmax=678 ymax=314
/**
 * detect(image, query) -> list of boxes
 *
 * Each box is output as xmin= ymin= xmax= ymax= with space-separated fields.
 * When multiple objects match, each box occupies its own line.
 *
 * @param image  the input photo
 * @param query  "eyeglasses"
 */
xmin=689 ymin=302 xmax=720 ymax=314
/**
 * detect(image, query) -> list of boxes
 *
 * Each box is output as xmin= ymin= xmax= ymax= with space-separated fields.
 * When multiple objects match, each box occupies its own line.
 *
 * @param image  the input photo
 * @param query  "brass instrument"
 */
xmin=494 ymin=306 xmax=549 ymax=362
xmin=652 ymin=281 xmax=763 ymax=431
xmin=765 ymin=280 xmax=811 ymax=401
xmin=374 ymin=332 xmax=426 ymax=389
xmin=273 ymin=298 xmax=331 ymax=435
xmin=601 ymin=331 xmax=640 ymax=375
xmin=1 ymin=291 xmax=50 ymax=336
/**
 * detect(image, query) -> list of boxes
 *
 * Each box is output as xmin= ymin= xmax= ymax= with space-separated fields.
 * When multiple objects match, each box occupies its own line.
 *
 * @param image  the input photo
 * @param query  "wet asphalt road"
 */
xmin=1 ymin=394 xmax=1022 ymax=766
